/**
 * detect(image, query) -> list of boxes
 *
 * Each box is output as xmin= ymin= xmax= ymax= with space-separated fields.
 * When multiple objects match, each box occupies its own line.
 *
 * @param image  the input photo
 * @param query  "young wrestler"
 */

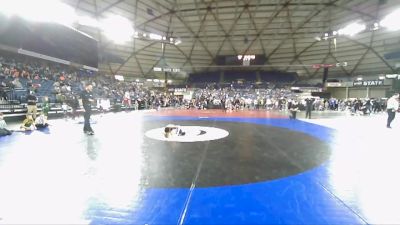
xmin=164 ymin=124 xmax=186 ymax=138
xmin=35 ymin=112 xmax=49 ymax=129
xmin=20 ymin=114 xmax=36 ymax=131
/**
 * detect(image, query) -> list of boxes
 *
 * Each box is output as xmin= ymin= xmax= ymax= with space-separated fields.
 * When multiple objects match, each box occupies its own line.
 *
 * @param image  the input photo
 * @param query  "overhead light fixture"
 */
xmin=338 ymin=22 xmax=366 ymax=36
xmin=314 ymin=36 xmax=322 ymax=41
xmin=135 ymin=79 xmax=140 ymax=82
xmin=386 ymin=74 xmax=399 ymax=79
xmin=379 ymin=75 xmax=385 ymax=80
xmin=357 ymin=77 xmax=363 ymax=81
xmin=146 ymin=79 xmax=153 ymax=82
xmin=380 ymin=9 xmax=400 ymax=31
xmin=174 ymin=39 xmax=182 ymax=45
xmin=167 ymin=80 xmax=172 ymax=83
xmin=149 ymin=33 xmax=163 ymax=40
xmin=100 ymin=15 xmax=134 ymax=44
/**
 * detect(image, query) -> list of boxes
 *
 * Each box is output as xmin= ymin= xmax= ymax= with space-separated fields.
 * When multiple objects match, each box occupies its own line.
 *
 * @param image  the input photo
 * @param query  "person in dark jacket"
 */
xmin=26 ymin=91 xmax=37 ymax=120
xmin=305 ymin=98 xmax=314 ymax=119
xmin=81 ymin=84 xmax=94 ymax=135
xmin=289 ymin=100 xmax=299 ymax=120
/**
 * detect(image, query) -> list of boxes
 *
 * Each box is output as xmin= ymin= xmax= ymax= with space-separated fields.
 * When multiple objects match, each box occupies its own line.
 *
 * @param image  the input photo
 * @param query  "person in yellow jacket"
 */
xmin=20 ymin=114 xmax=36 ymax=131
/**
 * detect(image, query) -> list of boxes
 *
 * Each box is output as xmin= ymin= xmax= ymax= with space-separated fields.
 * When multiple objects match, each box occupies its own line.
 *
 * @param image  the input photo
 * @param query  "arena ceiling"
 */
xmin=65 ymin=0 xmax=400 ymax=81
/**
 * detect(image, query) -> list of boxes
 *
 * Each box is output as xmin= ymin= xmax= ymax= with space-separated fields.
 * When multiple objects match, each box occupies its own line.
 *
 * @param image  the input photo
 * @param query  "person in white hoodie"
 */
xmin=386 ymin=93 xmax=399 ymax=128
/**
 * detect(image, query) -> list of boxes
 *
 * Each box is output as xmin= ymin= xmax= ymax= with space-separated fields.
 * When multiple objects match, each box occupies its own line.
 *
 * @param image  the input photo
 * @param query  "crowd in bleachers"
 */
xmin=0 ymin=51 xmax=389 ymax=119
xmin=0 ymin=51 xmax=171 ymax=109
xmin=190 ymin=84 xmax=294 ymax=110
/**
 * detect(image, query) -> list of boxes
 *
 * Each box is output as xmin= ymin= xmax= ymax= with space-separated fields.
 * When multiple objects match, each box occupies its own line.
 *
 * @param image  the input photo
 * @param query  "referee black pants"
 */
xmin=387 ymin=109 xmax=396 ymax=127
xmin=84 ymin=107 xmax=93 ymax=132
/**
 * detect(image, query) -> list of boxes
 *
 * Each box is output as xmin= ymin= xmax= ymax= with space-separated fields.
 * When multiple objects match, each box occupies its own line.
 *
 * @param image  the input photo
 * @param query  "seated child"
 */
xmin=35 ymin=113 xmax=49 ymax=129
xmin=0 ymin=112 xmax=12 ymax=136
xmin=164 ymin=124 xmax=186 ymax=138
xmin=20 ymin=114 xmax=36 ymax=131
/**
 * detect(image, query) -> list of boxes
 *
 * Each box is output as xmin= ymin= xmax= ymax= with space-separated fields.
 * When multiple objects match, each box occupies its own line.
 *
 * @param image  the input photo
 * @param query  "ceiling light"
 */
xmin=386 ymin=74 xmax=399 ymax=79
xmin=357 ymin=77 xmax=363 ymax=81
xmin=379 ymin=76 xmax=385 ymax=80
xmin=380 ymin=9 xmax=400 ymax=31
xmin=174 ymin=39 xmax=182 ymax=45
xmin=100 ymin=15 xmax=134 ymax=44
xmin=338 ymin=22 xmax=366 ymax=36
xmin=149 ymin=33 xmax=163 ymax=40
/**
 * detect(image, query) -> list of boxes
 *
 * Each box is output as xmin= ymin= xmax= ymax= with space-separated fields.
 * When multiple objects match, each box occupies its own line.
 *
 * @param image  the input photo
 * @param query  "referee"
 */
xmin=81 ymin=84 xmax=95 ymax=135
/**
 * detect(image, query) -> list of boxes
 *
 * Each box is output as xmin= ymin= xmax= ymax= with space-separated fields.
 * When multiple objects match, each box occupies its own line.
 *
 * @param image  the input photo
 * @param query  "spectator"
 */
xmin=0 ymin=87 xmax=7 ymax=100
xmin=42 ymin=96 xmax=50 ymax=120
xmin=26 ymin=91 xmax=38 ymax=120
xmin=289 ymin=100 xmax=299 ymax=120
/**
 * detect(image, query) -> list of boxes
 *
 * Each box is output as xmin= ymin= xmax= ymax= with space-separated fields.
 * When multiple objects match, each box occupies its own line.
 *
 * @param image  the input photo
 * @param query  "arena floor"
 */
xmin=0 ymin=109 xmax=399 ymax=224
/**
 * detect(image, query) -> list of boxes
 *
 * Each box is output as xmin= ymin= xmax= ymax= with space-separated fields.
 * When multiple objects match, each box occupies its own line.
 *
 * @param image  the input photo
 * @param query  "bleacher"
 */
xmin=259 ymin=71 xmax=298 ymax=83
xmin=224 ymin=71 xmax=257 ymax=83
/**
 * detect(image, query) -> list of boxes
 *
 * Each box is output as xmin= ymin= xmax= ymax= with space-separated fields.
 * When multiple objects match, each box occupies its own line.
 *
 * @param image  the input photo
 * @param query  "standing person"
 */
xmin=289 ymin=100 xmax=299 ymax=120
xmin=305 ymin=98 xmax=314 ymax=119
xmin=70 ymin=94 xmax=80 ymax=120
xmin=26 ymin=91 xmax=37 ymax=120
xmin=81 ymin=84 xmax=95 ymax=135
xmin=42 ymin=96 xmax=50 ymax=122
xmin=386 ymin=93 xmax=399 ymax=128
